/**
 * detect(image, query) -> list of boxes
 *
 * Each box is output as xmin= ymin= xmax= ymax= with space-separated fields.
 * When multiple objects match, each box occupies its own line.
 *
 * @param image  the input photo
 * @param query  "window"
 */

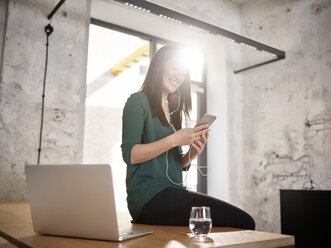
xmin=84 ymin=21 xmax=207 ymax=212
xmin=84 ymin=24 xmax=150 ymax=212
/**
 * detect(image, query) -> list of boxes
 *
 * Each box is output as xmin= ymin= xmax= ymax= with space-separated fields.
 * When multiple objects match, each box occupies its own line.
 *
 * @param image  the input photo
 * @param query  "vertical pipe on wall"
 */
xmin=0 ymin=0 xmax=9 ymax=83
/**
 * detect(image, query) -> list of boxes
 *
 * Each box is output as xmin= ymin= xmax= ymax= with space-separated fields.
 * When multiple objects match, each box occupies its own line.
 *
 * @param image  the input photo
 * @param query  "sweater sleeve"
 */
xmin=121 ymin=93 xmax=146 ymax=166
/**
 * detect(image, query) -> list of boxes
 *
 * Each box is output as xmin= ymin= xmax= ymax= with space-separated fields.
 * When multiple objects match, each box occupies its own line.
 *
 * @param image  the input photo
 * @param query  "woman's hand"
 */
xmin=171 ymin=124 xmax=209 ymax=147
xmin=189 ymin=130 xmax=209 ymax=158
xmin=130 ymin=124 xmax=209 ymax=165
xmin=180 ymin=126 xmax=209 ymax=168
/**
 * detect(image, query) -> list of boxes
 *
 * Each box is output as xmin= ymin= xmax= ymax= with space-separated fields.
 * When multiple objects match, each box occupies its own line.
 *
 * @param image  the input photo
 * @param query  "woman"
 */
xmin=121 ymin=45 xmax=255 ymax=229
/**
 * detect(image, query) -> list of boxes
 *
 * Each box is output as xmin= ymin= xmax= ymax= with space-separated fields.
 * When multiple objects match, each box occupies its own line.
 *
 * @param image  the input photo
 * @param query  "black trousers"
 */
xmin=136 ymin=187 xmax=255 ymax=230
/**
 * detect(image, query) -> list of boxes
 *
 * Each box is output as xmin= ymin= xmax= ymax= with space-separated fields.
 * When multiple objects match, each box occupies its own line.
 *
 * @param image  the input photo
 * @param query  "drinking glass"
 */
xmin=189 ymin=206 xmax=212 ymax=239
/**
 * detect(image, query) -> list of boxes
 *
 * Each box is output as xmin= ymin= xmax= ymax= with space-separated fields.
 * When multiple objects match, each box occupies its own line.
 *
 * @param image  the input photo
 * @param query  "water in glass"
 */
xmin=189 ymin=206 xmax=212 ymax=238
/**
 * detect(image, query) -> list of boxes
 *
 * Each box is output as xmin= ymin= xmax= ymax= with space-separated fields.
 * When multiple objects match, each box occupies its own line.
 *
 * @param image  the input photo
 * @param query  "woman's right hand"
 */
xmin=130 ymin=124 xmax=209 ymax=165
xmin=171 ymin=124 xmax=209 ymax=147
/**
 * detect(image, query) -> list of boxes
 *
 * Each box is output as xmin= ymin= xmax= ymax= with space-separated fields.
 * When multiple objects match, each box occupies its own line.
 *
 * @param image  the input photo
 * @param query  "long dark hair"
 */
xmin=140 ymin=45 xmax=191 ymax=130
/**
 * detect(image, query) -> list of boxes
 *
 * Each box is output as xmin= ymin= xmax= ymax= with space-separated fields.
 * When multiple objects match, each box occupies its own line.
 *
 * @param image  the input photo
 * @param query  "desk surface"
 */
xmin=0 ymin=202 xmax=294 ymax=248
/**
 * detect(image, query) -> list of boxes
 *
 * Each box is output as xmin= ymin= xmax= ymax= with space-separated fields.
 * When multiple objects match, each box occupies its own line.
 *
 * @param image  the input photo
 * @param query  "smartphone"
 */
xmin=195 ymin=113 xmax=216 ymax=128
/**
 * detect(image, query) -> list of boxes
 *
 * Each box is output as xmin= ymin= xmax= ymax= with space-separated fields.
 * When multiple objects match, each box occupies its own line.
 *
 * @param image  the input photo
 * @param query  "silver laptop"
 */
xmin=25 ymin=164 xmax=152 ymax=241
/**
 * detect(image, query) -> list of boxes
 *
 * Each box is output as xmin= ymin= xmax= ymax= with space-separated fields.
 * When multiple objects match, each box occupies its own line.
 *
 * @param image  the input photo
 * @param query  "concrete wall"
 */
xmin=0 ymin=0 xmax=90 ymax=201
xmin=228 ymin=0 xmax=331 ymax=232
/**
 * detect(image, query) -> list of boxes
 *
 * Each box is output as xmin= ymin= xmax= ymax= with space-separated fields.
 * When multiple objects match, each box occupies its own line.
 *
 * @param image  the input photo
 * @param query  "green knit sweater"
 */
xmin=121 ymin=92 xmax=185 ymax=222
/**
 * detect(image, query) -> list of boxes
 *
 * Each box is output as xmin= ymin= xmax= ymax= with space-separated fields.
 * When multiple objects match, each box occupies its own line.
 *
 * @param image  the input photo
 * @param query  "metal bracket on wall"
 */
xmin=48 ymin=0 xmax=66 ymax=20
xmin=111 ymin=0 xmax=286 ymax=74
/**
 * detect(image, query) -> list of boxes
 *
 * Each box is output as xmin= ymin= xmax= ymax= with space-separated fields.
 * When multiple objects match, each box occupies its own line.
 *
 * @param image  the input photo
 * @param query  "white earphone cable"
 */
xmin=165 ymin=90 xmax=207 ymax=187
xmin=187 ymin=145 xmax=208 ymax=177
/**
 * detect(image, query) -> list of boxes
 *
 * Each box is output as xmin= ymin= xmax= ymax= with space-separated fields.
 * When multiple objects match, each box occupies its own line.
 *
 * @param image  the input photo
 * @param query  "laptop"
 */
xmin=25 ymin=164 xmax=152 ymax=241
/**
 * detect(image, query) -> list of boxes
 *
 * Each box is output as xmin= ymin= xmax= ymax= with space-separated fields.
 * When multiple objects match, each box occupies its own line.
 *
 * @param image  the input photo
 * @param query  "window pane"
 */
xmin=84 ymin=24 xmax=150 ymax=212
xmin=189 ymin=50 xmax=204 ymax=82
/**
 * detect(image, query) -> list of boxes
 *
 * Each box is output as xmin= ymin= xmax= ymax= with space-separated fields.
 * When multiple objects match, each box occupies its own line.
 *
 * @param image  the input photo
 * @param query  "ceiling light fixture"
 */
xmin=112 ymin=0 xmax=286 ymax=74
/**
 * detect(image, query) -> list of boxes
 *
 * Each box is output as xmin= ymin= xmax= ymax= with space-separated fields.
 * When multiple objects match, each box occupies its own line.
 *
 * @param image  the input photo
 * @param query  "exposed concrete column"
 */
xmin=0 ymin=0 xmax=91 ymax=201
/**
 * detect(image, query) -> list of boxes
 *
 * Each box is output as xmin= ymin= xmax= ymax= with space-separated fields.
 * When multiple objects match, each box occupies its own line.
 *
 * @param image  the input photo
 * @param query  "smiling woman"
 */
xmin=163 ymin=59 xmax=187 ymax=95
xmin=139 ymin=45 xmax=192 ymax=131
xmin=121 ymin=45 xmax=255 ymax=229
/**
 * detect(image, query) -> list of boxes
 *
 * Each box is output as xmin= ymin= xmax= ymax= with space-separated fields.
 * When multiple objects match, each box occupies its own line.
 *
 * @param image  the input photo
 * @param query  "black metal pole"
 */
xmin=233 ymin=57 xmax=285 ymax=74
xmin=37 ymin=24 xmax=53 ymax=165
xmin=112 ymin=0 xmax=286 ymax=73
xmin=37 ymin=0 xmax=65 ymax=164
xmin=48 ymin=0 xmax=66 ymax=20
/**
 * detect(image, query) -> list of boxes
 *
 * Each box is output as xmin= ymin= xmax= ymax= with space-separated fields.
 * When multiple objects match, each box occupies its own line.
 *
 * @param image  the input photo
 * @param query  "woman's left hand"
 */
xmin=189 ymin=130 xmax=209 ymax=159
